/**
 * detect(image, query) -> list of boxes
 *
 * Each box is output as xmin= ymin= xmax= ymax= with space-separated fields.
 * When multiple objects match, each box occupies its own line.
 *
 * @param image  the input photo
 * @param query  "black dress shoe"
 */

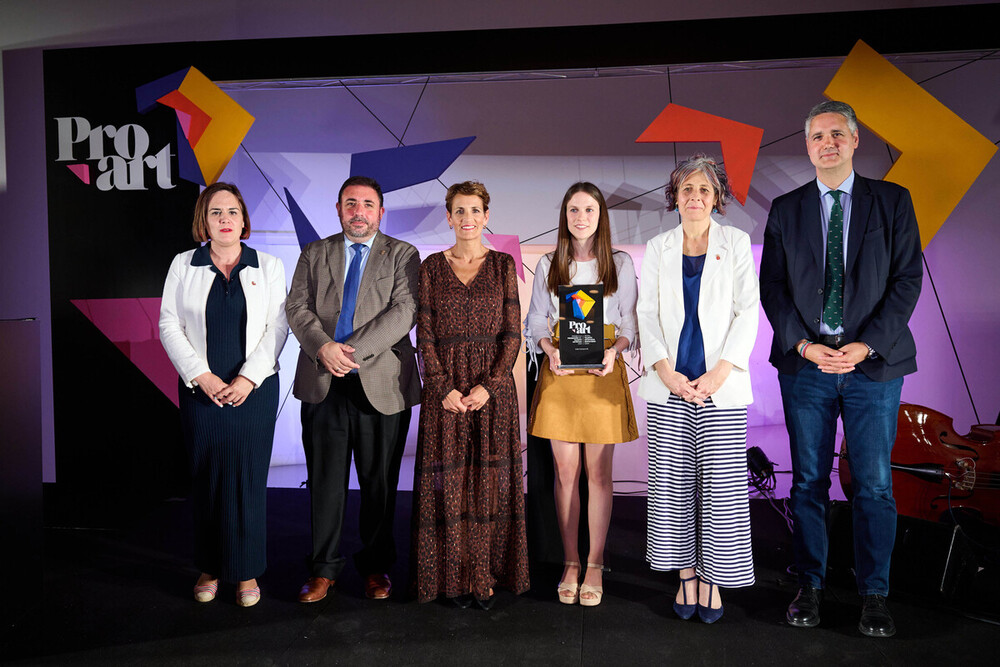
xmin=786 ymin=586 xmax=822 ymax=628
xmin=452 ymin=594 xmax=474 ymax=609
xmin=859 ymin=594 xmax=896 ymax=637
xmin=475 ymin=589 xmax=496 ymax=610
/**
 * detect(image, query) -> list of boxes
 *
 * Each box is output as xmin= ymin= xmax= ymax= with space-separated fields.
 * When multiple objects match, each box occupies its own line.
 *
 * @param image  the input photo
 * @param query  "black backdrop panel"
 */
xmin=44 ymin=46 xmax=202 ymax=520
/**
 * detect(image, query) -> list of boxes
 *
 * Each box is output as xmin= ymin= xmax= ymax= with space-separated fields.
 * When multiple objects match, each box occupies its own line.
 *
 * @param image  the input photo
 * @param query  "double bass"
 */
xmin=839 ymin=403 xmax=1000 ymax=525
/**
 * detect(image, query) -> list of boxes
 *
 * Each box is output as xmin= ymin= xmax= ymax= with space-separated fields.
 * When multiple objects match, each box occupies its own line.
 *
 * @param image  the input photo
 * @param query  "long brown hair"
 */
xmin=546 ymin=182 xmax=618 ymax=296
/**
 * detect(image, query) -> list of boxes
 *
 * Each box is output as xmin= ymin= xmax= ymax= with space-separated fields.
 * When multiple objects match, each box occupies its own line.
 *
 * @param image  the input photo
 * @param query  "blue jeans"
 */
xmin=778 ymin=365 xmax=902 ymax=596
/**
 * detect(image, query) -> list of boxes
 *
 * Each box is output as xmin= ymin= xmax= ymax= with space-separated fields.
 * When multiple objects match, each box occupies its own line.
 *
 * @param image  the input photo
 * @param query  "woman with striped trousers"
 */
xmin=637 ymin=155 xmax=759 ymax=623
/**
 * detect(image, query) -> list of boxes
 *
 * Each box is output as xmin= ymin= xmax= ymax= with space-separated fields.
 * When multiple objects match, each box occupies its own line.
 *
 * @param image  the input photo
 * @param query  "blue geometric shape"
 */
xmin=566 ymin=292 xmax=585 ymax=319
xmin=284 ymin=188 xmax=321 ymax=250
xmin=138 ymin=69 xmax=204 ymax=184
xmin=175 ymin=117 xmax=203 ymax=186
xmin=135 ymin=67 xmax=191 ymax=113
xmin=379 ymin=204 xmax=439 ymax=237
xmin=349 ymin=136 xmax=476 ymax=194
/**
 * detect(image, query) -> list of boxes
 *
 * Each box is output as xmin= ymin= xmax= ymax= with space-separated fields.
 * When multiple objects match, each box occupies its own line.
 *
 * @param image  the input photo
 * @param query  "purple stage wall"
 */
xmin=2 ymin=6 xmax=997 ymax=510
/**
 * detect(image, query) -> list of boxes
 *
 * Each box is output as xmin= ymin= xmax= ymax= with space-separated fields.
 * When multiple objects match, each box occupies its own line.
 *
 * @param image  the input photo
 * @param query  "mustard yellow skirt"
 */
xmin=527 ymin=325 xmax=638 ymax=445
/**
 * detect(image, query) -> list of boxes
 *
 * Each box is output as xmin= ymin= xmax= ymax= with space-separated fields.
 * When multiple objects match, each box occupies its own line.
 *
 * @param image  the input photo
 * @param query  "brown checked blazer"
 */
xmin=286 ymin=231 xmax=421 ymax=414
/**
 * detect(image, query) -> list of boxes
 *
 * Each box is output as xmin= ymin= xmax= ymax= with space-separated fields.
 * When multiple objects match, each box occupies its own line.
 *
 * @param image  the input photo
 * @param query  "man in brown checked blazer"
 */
xmin=286 ymin=176 xmax=421 ymax=602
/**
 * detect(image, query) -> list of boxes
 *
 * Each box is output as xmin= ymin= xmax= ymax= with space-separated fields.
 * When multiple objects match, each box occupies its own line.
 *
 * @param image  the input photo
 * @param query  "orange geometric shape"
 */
xmin=136 ymin=66 xmax=254 ymax=185
xmin=569 ymin=289 xmax=596 ymax=319
xmin=824 ymin=40 xmax=997 ymax=249
xmin=636 ymin=103 xmax=764 ymax=205
xmin=176 ymin=68 xmax=254 ymax=185
xmin=157 ymin=89 xmax=212 ymax=147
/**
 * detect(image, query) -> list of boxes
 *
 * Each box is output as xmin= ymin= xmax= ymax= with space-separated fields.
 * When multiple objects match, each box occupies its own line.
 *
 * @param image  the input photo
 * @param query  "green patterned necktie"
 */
xmin=823 ymin=190 xmax=844 ymax=330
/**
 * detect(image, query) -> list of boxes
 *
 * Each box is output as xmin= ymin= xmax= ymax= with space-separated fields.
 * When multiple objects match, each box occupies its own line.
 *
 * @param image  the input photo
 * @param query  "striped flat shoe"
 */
xmin=237 ymin=586 xmax=261 ymax=607
xmin=193 ymin=580 xmax=219 ymax=603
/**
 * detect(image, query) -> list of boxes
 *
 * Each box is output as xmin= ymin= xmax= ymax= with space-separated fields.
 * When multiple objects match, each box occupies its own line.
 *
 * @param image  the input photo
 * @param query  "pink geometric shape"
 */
xmin=484 ymin=233 xmax=525 ymax=282
xmin=67 ymin=163 xmax=90 ymax=185
xmin=71 ymin=297 xmax=178 ymax=407
xmin=176 ymin=109 xmax=194 ymax=140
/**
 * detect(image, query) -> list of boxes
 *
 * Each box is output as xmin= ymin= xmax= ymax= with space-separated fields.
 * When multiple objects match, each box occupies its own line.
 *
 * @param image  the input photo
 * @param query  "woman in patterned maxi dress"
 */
xmin=411 ymin=181 xmax=530 ymax=607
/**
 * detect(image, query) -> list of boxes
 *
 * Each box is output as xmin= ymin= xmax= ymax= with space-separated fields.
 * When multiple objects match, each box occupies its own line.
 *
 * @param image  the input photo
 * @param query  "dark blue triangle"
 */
xmin=285 ymin=188 xmax=321 ymax=249
xmin=135 ymin=67 xmax=191 ymax=113
xmin=349 ymin=136 xmax=476 ymax=194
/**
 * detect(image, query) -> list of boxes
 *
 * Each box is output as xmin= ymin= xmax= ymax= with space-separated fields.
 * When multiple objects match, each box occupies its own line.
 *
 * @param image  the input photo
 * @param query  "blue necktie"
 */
xmin=823 ymin=190 xmax=845 ymax=330
xmin=335 ymin=243 xmax=366 ymax=343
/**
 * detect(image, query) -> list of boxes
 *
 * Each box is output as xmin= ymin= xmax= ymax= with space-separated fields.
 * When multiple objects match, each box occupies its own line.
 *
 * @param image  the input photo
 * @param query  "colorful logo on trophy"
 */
xmin=566 ymin=289 xmax=596 ymax=319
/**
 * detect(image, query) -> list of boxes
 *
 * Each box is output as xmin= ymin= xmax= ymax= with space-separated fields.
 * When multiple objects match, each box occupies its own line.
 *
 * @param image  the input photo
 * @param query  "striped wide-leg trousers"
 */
xmin=646 ymin=396 xmax=755 ymax=587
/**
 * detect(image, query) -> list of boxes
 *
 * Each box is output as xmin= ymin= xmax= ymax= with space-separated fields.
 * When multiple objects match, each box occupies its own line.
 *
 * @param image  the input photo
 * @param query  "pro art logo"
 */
xmin=54 ymin=117 xmax=174 ymax=191
xmin=54 ymin=66 xmax=254 ymax=191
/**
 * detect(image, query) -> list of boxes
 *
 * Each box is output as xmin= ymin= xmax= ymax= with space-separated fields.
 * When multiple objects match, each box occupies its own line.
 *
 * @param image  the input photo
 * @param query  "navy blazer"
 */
xmin=760 ymin=174 xmax=922 ymax=382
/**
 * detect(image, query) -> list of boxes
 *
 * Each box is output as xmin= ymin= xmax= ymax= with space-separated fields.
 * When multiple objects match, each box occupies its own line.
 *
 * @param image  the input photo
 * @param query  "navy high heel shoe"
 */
xmin=673 ymin=574 xmax=697 ymax=620
xmin=697 ymin=581 xmax=724 ymax=624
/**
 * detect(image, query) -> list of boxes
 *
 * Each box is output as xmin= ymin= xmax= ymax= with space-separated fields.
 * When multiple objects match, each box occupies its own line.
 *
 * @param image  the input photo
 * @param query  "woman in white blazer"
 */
xmin=159 ymin=182 xmax=288 ymax=607
xmin=637 ymin=156 xmax=759 ymax=624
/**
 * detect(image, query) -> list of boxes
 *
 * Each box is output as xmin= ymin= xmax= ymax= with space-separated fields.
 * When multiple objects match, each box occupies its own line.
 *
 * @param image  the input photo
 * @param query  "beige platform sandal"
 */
xmin=557 ymin=561 xmax=581 ymax=604
xmin=580 ymin=562 xmax=605 ymax=607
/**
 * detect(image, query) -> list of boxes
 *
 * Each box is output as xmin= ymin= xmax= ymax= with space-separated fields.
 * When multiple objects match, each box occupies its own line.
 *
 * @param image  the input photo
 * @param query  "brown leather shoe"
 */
xmin=298 ymin=576 xmax=335 ymax=603
xmin=365 ymin=574 xmax=392 ymax=600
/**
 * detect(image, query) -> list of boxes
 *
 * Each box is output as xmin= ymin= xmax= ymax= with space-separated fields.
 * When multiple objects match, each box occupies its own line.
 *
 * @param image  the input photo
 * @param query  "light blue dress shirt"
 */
xmin=343 ymin=233 xmax=376 ymax=281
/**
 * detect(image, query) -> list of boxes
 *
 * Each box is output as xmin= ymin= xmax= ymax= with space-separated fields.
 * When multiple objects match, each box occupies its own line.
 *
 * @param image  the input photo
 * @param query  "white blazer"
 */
xmin=637 ymin=218 xmax=759 ymax=408
xmin=159 ymin=245 xmax=289 ymax=388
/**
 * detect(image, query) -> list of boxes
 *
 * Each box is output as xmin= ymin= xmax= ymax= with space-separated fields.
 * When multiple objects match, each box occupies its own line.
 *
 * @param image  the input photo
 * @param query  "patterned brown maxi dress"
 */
xmin=411 ymin=250 xmax=530 ymax=602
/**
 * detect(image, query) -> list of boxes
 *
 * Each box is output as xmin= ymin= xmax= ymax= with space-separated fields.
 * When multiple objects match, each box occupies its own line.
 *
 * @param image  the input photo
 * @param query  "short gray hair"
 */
xmin=804 ymin=100 xmax=858 ymax=136
xmin=665 ymin=154 xmax=733 ymax=216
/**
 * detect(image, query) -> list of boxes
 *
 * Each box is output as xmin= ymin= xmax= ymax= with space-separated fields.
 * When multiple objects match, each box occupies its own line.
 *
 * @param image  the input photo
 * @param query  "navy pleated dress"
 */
xmin=178 ymin=246 xmax=279 ymax=583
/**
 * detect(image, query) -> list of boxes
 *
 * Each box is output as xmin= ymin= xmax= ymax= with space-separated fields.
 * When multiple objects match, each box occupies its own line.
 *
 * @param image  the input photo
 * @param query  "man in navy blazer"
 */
xmin=761 ymin=101 xmax=922 ymax=637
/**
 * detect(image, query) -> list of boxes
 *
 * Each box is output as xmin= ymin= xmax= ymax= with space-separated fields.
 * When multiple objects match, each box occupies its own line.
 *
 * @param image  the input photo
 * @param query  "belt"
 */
xmin=817 ymin=334 xmax=846 ymax=349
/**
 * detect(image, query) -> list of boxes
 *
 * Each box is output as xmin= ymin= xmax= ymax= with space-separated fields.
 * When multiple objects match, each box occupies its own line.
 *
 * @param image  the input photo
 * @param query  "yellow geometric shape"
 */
xmin=177 ymin=67 xmax=255 ymax=185
xmin=573 ymin=289 xmax=596 ymax=319
xmin=824 ymin=40 xmax=996 ymax=249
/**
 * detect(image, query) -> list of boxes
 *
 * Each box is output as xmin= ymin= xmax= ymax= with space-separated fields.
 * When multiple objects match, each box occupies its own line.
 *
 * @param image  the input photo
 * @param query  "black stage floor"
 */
xmin=3 ymin=489 xmax=998 ymax=666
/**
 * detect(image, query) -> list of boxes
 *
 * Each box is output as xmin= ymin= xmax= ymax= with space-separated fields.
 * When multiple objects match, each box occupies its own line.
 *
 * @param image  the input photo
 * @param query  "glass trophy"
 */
xmin=556 ymin=284 xmax=604 ymax=369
